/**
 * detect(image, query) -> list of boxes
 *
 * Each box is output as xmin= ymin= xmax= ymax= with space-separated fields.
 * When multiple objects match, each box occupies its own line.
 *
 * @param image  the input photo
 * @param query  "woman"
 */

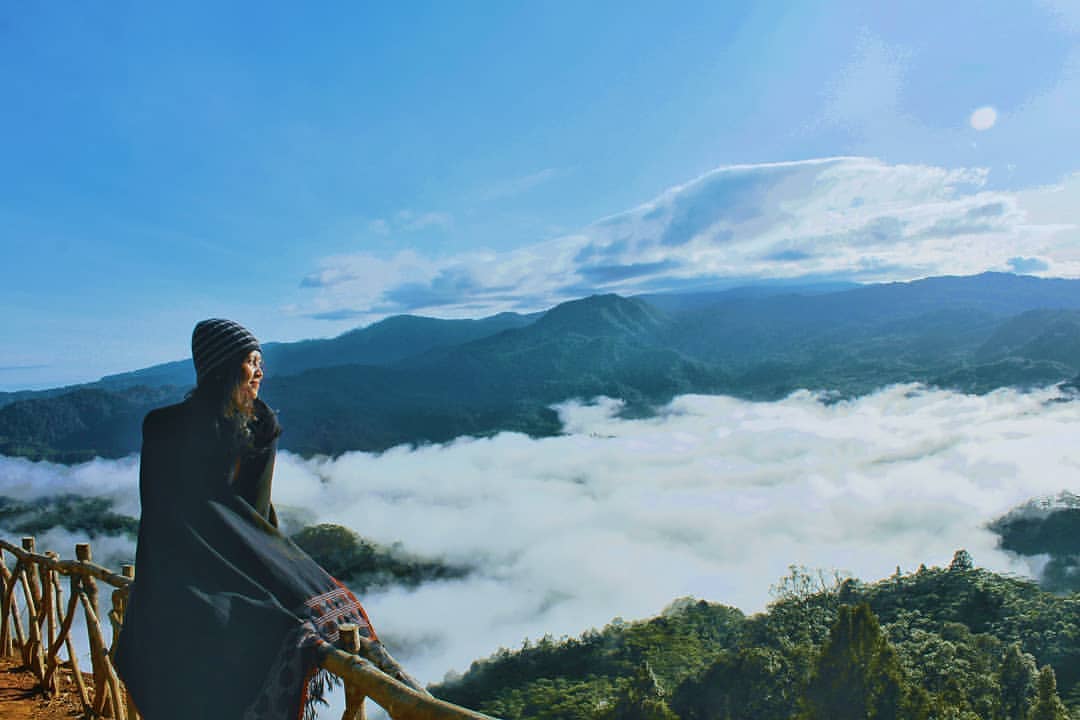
xmin=115 ymin=319 xmax=416 ymax=720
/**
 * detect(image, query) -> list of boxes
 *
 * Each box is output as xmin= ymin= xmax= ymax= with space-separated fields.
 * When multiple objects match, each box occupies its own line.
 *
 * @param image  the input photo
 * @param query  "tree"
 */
xmin=998 ymin=643 xmax=1038 ymax=720
xmin=950 ymin=549 xmax=975 ymax=572
xmin=602 ymin=661 xmax=679 ymax=720
xmin=1028 ymin=665 xmax=1069 ymax=720
xmin=766 ymin=565 xmax=846 ymax=648
xmin=671 ymin=647 xmax=797 ymax=720
xmin=800 ymin=603 xmax=911 ymax=720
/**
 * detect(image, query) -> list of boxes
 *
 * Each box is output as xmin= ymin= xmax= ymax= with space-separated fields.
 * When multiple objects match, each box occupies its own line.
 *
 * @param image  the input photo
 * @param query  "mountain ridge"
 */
xmin=7 ymin=273 xmax=1080 ymax=461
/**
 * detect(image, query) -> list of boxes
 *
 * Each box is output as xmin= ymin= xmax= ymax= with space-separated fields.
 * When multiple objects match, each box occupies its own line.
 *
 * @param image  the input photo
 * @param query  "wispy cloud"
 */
xmin=295 ymin=156 xmax=1079 ymax=322
xmin=1040 ymin=0 xmax=1080 ymax=35
xmin=369 ymin=218 xmax=391 ymax=236
xmin=396 ymin=210 xmax=453 ymax=232
xmin=362 ymin=211 xmax=454 ymax=240
xmin=478 ymin=167 xmax=564 ymax=201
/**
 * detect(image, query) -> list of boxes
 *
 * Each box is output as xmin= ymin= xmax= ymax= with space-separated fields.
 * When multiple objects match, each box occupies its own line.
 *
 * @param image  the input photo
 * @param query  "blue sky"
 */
xmin=2 ymin=1 xmax=1079 ymax=389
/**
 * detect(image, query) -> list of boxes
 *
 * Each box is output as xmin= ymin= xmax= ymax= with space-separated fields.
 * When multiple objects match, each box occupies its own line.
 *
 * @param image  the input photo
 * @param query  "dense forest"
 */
xmin=290 ymin=522 xmax=471 ymax=593
xmin=433 ymin=556 xmax=1080 ymax=720
xmin=990 ymin=493 xmax=1080 ymax=595
xmin=7 ymin=273 xmax=1080 ymax=461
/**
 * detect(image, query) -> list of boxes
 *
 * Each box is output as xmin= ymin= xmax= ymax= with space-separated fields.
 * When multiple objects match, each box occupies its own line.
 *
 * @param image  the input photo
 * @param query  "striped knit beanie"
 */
xmin=191 ymin=319 xmax=261 ymax=386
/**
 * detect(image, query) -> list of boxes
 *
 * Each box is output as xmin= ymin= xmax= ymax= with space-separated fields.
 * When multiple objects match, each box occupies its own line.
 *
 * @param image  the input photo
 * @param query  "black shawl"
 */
xmin=114 ymin=396 xmax=376 ymax=720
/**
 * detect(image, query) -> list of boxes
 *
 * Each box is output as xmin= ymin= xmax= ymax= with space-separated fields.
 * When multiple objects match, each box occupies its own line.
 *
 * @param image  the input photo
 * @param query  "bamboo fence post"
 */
xmin=14 ymin=561 xmax=31 ymax=667
xmin=0 ymin=537 xmax=496 ymax=720
xmin=17 ymin=561 xmax=46 ymax=680
xmin=43 ymin=571 xmax=81 ymax=699
xmin=108 ymin=589 xmax=123 ymax=658
xmin=123 ymin=563 xmax=135 ymax=579
xmin=118 ymin=564 xmax=138 ymax=720
xmin=42 ymin=551 xmax=59 ymax=694
xmin=79 ymin=585 xmax=125 ymax=720
xmin=2 ymin=559 xmax=27 ymax=661
xmin=339 ymin=623 xmax=368 ymax=720
xmin=109 ymin=565 xmax=134 ymax=660
xmin=76 ymin=543 xmax=100 ymax=626
xmin=44 ymin=552 xmax=58 ymax=645
xmin=21 ymin=538 xmax=43 ymax=625
xmin=76 ymin=542 xmax=115 ymax=717
xmin=0 ymin=546 xmax=13 ymax=657
xmin=64 ymin=574 xmax=92 ymax=715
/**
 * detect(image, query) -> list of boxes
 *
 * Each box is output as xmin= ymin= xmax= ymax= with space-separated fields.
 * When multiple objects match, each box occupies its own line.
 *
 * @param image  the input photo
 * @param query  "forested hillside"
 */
xmin=433 ymin=557 xmax=1080 ymax=720
xmin=3 ymin=490 xmax=1077 ymax=718
xmin=990 ymin=492 xmax=1080 ymax=594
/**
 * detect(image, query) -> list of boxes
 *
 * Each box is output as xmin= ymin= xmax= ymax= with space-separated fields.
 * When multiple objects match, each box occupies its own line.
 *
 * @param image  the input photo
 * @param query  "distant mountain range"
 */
xmin=6 ymin=272 xmax=1080 ymax=462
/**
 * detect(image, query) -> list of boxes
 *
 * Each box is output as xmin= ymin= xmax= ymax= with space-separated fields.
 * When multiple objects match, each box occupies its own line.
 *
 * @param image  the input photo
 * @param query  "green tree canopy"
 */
xmin=800 ymin=603 xmax=909 ymax=720
xmin=998 ymin=643 xmax=1038 ymax=720
xmin=1028 ymin=665 xmax=1069 ymax=720
xmin=601 ymin=661 xmax=679 ymax=720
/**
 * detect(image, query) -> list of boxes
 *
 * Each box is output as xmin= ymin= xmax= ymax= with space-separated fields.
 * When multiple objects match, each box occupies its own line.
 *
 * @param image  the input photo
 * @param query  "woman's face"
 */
xmin=238 ymin=350 xmax=264 ymax=403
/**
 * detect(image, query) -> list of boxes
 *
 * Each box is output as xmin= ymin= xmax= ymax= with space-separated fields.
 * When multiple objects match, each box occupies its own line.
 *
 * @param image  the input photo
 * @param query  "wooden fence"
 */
xmin=0 ymin=536 xmax=495 ymax=720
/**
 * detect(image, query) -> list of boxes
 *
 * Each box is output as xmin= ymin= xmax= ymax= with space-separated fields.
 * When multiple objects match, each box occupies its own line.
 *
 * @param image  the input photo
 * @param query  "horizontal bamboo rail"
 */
xmin=0 ymin=536 xmax=496 ymax=720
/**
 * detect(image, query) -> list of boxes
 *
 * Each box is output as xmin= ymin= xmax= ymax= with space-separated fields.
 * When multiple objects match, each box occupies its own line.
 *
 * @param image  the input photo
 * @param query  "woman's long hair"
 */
xmin=186 ymin=351 xmax=258 ymax=449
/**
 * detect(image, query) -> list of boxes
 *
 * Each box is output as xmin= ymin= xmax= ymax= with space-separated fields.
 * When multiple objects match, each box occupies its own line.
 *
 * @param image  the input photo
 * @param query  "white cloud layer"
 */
xmin=3 ymin=385 xmax=1075 ymax=695
xmin=296 ymin=156 xmax=1080 ymax=322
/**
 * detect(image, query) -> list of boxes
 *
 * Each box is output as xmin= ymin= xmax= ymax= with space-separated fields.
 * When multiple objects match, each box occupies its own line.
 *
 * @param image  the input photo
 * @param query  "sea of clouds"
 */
xmin=1 ymin=384 xmax=1078 ymax=710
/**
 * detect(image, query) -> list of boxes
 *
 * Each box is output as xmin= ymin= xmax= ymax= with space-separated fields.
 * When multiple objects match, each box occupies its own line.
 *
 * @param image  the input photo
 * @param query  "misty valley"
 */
xmin=2 ymin=272 xmax=1080 ymax=718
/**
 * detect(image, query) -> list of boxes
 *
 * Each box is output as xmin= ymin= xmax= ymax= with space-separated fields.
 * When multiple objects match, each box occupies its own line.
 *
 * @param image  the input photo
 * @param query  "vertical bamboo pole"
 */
xmin=64 ymin=574 xmax=91 ymax=714
xmin=76 ymin=542 xmax=113 ymax=717
xmin=44 ymin=573 xmax=80 ymax=696
xmin=115 ymin=561 xmax=139 ymax=720
xmin=79 ymin=587 xmax=126 ymax=720
xmin=2 ymin=560 xmax=27 ymax=660
xmin=115 ymin=565 xmax=135 ymax=628
xmin=42 ymin=551 xmax=59 ymax=694
xmin=44 ymin=552 xmax=58 ymax=646
xmin=119 ymin=561 xmax=138 ymax=720
xmin=21 ymin=538 xmax=43 ymax=621
xmin=338 ymin=623 xmax=368 ymax=720
xmin=0 ymin=547 xmax=13 ymax=657
xmin=111 ymin=565 xmax=138 ymax=716
xmin=17 ymin=562 xmax=45 ymax=680
xmin=75 ymin=543 xmax=100 ymax=623
xmin=21 ymin=537 xmax=43 ymax=673
xmin=109 ymin=588 xmax=124 ymax=658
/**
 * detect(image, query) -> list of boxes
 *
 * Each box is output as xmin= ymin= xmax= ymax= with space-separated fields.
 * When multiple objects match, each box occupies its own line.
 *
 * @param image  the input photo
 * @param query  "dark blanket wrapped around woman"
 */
xmin=114 ymin=319 xmax=403 ymax=720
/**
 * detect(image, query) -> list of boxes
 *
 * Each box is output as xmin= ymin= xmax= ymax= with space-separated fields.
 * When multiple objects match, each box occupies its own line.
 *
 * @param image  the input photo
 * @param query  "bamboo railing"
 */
xmin=0 ymin=536 xmax=495 ymax=720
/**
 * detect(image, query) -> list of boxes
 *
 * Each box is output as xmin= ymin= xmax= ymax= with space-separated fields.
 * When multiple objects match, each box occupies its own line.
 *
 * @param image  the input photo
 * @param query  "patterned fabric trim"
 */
xmin=304 ymin=579 xmax=377 ymax=644
xmin=242 ymin=579 xmax=378 ymax=720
